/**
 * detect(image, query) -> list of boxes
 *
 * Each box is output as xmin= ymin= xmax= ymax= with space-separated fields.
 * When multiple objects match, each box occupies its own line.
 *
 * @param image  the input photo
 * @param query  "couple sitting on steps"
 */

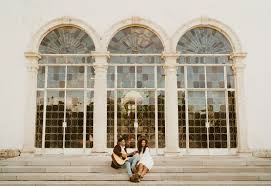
xmin=111 ymin=137 xmax=153 ymax=182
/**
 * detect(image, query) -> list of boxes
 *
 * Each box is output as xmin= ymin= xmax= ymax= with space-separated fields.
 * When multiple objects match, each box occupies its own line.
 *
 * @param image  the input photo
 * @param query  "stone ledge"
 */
xmin=0 ymin=149 xmax=20 ymax=159
xmin=252 ymin=149 xmax=271 ymax=158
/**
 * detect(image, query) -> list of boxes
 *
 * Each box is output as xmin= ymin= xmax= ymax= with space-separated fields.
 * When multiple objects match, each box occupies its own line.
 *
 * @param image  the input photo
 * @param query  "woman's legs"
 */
xmin=141 ymin=166 xmax=149 ymax=178
xmin=137 ymin=163 xmax=144 ymax=176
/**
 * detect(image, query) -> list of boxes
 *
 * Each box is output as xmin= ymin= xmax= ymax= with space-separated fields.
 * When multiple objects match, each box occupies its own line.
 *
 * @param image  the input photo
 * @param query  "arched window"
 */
xmin=36 ymin=26 xmax=95 ymax=150
xmin=107 ymin=26 xmax=165 ymax=149
xmin=176 ymin=27 xmax=237 ymax=150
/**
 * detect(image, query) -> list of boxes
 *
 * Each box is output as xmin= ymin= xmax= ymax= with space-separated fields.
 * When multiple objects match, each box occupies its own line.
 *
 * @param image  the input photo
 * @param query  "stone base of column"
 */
xmin=20 ymin=147 xmax=35 ymax=157
xmin=164 ymin=147 xmax=180 ymax=157
xmin=237 ymin=148 xmax=252 ymax=157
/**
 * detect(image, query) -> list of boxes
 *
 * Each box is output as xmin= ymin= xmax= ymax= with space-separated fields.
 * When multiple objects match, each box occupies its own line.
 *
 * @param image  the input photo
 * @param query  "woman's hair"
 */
xmin=117 ymin=137 xmax=125 ymax=143
xmin=138 ymin=138 xmax=148 ymax=154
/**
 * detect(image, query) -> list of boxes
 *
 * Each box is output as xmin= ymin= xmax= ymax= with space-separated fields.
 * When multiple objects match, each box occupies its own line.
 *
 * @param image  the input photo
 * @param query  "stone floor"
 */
xmin=1 ymin=155 xmax=271 ymax=185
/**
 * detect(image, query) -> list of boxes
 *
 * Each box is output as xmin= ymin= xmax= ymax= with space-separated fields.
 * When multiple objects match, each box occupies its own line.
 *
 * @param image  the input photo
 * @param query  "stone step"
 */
xmin=1 ymin=165 xmax=271 ymax=173
xmin=1 ymin=157 xmax=271 ymax=166
xmin=1 ymin=181 xmax=271 ymax=186
xmin=0 ymin=172 xmax=271 ymax=181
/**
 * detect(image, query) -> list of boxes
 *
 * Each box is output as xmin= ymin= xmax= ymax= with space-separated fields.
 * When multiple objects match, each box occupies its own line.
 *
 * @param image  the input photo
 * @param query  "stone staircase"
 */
xmin=1 ymin=155 xmax=271 ymax=185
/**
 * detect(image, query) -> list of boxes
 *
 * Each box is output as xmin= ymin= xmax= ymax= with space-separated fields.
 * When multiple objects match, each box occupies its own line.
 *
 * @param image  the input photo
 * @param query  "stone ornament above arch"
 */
xmin=103 ymin=16 xmax=171 ymax=53
xmin=27 ymin=16 xmax=102 ymax=53
xmin=171 ymin=17 xmax=243 ymax=53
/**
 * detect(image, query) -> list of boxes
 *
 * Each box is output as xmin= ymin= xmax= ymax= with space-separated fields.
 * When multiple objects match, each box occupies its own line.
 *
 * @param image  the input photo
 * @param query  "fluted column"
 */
xmin=22 ymin=52 xmax=41 ymax=156
xmin=162 ymin=52 xmax=180 ymax=154
xmin=92 ymin=51 xmax=110 ymax=153
xmin=231 ymin=53 xmax=250 ymax=155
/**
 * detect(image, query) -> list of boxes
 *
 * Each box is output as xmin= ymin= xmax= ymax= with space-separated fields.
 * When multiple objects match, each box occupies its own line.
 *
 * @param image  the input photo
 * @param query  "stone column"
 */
xmin=22 ymin=52 xmax=41 ymax=156
xmin=162 ymin=52 xmax=180 ymax=155
xmin=231 ymin=53 xmax=250 ymax=155
xmin=92 ymin=51 xmax=110 ymax=153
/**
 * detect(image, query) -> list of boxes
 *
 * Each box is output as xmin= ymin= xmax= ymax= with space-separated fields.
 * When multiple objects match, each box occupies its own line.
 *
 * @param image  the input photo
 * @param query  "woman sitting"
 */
xmin=134 ymin=138 xmax=153 ymax=182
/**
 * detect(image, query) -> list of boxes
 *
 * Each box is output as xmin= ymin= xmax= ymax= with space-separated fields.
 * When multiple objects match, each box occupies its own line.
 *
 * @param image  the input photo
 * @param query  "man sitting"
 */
xmin=111 ymin=137 xmax=139 ymax=181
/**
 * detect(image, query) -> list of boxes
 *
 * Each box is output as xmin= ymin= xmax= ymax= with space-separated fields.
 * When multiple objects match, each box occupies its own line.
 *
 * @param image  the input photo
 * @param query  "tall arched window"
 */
xmin=176 ymin=27 xmax=237 ymax=150
xmin=36 ymin=26 xmax=95 ymax=151
xmin=107 ymin=26 xmax=165 ymax=150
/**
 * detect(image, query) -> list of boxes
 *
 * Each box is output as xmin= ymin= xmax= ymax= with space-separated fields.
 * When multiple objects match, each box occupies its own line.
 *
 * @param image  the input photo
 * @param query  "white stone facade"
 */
xmin=0 ymin=0 xmax=271 ymax=156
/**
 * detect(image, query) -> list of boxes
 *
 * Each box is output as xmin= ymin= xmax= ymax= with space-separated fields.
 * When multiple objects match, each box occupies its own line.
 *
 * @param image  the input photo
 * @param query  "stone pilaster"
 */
xmin=162 ymin=52 xmax=180 ymax=155
xmin=92 ymin=51 xmax=110 ymax=153
xmin=22 ymin=52 xmax=41 ymax=156
xmin=231 ymin=53 xmax=251 ymax=155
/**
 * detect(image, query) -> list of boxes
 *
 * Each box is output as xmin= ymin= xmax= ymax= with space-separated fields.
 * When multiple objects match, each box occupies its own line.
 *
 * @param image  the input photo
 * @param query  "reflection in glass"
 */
xmin=188 ymin=91 xmax=207 ymax=148
xmin=157 ymin=91 xmax=165 ymax=148
xmin=178 ymin=91 xmax=186 ymax=148
xmin=47 ymin=66 xmax=66 ymax=88
xmin=177 ymin=27 xmax=232 ymax=54
xmin=187 ymin=66 xmax=205 ymax=88
xmin=65 ymin=91 xmax=84 ymax=148
xmin=45 ymin=91 xmax=64 ymax=148
xmin=35 ymin=91 xmax=44 ymax=148
xmin=206 ymin=66 xmax=224 ymax=88
xmin=117 ymin=90 xmax=156 ymax=148
xmin=67 ymin=66 xmax=84 ymax=88
xmin=86 ymin=91 xmax=94 ymax=148
xmin=107 ymin=91 xmax=115 ymax=148
xmin=207 ymin=91 xmax=227 ymax=148
xmin=228 ymin=91 xmax=237 ymax=148
xmin=108 ymin=27 xmax=163 ymax=54
xmin=117 ymin=66 xmax=135 ymax=88
xmin=137 ymin=66 xmax=154 ymax=88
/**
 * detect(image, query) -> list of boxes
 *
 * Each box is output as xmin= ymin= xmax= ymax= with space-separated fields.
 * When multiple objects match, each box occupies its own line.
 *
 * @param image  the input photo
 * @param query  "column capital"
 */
xmin=229 ymin=52 xmax=247 ymax=61
xmin=91 ymin=51 xmax=110 ymax=59
xmin=24 ymin=52 xmax=41 ymax=72
xmin=24 ymin=52 xmax=41 ymax=60
xmin=161 ymin=51 xmax=180 ymax=60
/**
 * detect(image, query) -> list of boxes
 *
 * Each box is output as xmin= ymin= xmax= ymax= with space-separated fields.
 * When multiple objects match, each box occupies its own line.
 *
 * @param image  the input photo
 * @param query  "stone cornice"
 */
xmin=24 ymin=52 xmax=41 ymax=60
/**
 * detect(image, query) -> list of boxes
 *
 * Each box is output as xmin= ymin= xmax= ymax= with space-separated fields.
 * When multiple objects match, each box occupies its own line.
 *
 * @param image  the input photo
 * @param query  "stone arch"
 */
xmin=27 ymin=16 xmax=102 ymax=53
xmin=172 ymin=17 xmax=243 ymax=53
xmin=103 ymin=16 xmax=170 ymax=52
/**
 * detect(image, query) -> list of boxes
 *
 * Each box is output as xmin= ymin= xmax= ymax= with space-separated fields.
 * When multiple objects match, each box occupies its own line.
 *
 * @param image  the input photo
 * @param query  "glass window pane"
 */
xmin=207 ymin=91 xmax=227 ymax=148
xmin=39 ymin=26 xmax=95 ymax=54
xmin=227 ymin=66 xmax=235 ymax=88
xmin=108 ymin=26 xmax=163 ymax=54
xmin=47 ymin=66 xmax=66 ymax=88
xmin=37 ymin=66 xmax=45 ymax=88
xmin=45 ymin=91 xmax=64 ymax=148
xmin=86 ymin=91 xmax=94 ymax=148
xmin=177 ymin=27 xmax=232 ymax=54
xmin=117 ymin=90 xmax=156 ymax=148
xmin=179 ymin=56 xmax=230 ymax=64
xmin=109 ymin=56 xmax=163 ymax=64
xmin=67 ymin=66 xmax=84 ymax=88
xmin=107 ymin=91 xmax=115 ymax=148
xmin=177 ymin=67 xmax=185 ymax=88
xmin=117 ymin=66 xmax=135 ymax=88
xmin=137 ymin=66 xmax=154 ymax=88
xmin=188 ymin=91 xmax=207 ymax=148
xmin=35 ymin=91 xmax=44 ymax=148
xmin=157 ymin=66 xmax=165 ymax=88
xmin=158 ymin=91 xmax=165 ymax=148
xmin=65 ymin=91 xmax=84 ymax=148
xmin=206 ymin=66 xmax=224 ymax=88
xmin=178 ymin=91 xmax=186 ymax=148
xmin=107 ymin=66 xmax=115 ymax=88
xmin=87 ymin=66 xmax=95 ymax=88
xmin=187 ymin=66 xmax=205 ymax=88
xmin=228 ymin=91 xmax=237 ymax=148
